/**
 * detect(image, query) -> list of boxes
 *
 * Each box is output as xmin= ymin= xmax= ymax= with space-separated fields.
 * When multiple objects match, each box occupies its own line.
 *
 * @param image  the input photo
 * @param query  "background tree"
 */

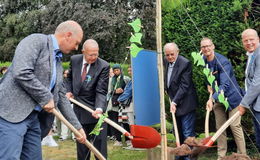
xmin=162 ymin=0 xmax=259 ymax=137
xmin=0 ymin=0 xmax=156 ymax=62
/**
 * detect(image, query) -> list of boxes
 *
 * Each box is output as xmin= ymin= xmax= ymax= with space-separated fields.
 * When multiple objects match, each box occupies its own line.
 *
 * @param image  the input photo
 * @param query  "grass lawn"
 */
xmin=43 ymin=139 xmax=220 ymax=160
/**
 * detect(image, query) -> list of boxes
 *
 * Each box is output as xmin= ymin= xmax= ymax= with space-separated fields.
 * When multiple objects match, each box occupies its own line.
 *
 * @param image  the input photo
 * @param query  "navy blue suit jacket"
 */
xmin=204 ymin=52 xmax=244 ymax=109
xmin=164 ymin=55 xmax=198 ymax=116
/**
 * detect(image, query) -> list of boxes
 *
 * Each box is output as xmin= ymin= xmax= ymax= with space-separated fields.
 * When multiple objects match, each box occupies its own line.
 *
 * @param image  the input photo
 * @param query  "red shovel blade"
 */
xmin=130 ymin=125 xmax=161 ymax=149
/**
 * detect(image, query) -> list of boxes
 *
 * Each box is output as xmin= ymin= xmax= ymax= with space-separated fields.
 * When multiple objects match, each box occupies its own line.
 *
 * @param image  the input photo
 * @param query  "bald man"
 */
xmin=238 ymin=28 xmax=260 ymax=151
xmin=0 ymin=20 xmax=86 ymax=160
xmin=66 ymin=39 xmax=109 ymax=160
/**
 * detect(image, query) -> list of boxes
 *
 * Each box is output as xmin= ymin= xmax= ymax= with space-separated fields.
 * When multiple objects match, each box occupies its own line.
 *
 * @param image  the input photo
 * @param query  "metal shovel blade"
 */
xmin=130 ymin=125 xmax=161 ymax=149
xmin=191 ymin=111 xmax=241 ymax=157
xmin=70 ymin=98 xmax=161 ymax=149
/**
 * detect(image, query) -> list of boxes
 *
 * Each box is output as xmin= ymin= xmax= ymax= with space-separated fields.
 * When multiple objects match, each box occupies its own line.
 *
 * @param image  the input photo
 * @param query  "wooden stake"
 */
xmin=156 ymin=0 xmax=168 ymax=159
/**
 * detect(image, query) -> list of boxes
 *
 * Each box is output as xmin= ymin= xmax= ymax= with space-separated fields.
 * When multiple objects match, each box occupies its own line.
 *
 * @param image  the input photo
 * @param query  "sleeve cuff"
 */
xmin=171 ymin=101 xmax=177 ymax=106
xmin=96 ymin=108 xmax=103 ymax=112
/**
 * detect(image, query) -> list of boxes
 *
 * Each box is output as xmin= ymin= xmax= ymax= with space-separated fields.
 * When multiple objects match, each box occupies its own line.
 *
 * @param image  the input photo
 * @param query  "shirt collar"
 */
xmin=51 ymin=34 xmax=59 ymax=51
xmin=82 ymin=56 xmax=87 ymax=65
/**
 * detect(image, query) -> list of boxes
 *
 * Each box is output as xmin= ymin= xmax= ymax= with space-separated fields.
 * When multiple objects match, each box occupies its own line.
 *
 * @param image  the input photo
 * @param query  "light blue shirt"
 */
xmin=34 ymin=35 xmax=60 ymax=111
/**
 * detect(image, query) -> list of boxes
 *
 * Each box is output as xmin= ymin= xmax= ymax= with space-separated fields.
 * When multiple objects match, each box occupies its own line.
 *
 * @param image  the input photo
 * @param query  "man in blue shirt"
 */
xmin=0 ymin=20 xmax=86 ymax=160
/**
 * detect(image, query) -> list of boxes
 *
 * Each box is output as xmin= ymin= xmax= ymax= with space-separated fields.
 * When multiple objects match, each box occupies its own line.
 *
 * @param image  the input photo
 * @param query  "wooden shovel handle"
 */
xmin=205 ymin=108 xmax=210 ymax=137
xmin=69 ymin=98 xmax=133 ymax=139
xmin=205 ymin=93 xmax=212 ymax=137
xmin=171 ymin=112 xmax=180 ymax=147
xmin=52 ymin=109 xmax=106 ymax=160
xmin=205 ymin=111 xmax=240 ymax=147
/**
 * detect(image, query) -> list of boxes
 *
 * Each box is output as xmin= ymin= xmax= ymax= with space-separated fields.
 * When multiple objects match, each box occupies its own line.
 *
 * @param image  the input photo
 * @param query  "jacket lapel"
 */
xmin=75 ymin=55 xmax=83 ymax=90
xmin=47 ymin=35 xmax=54 ymax=88
xmin=169 ymin=56 xmax=179 ymax=87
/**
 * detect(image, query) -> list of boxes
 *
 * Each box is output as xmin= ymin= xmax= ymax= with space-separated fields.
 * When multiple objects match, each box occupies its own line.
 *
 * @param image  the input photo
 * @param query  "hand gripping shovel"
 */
xmin=191 ymin=111 xmax=241 ymax=157
xmin=167 ymin=107 xmax=192 ymax=156
xmin=52 ymin=108 xmax=106 ymax=160
xmin=69 ymin=98 xmax=161 ymax=148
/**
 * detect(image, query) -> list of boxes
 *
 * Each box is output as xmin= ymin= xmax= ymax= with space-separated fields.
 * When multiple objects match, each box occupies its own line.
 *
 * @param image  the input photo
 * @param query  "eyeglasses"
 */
xmin=201 ymin=44 xmax=212 ymax=49
xmin=165 ymin=53 xmax=175 ymax=57
xmin=85 ymin=53 xmax=99 ymax=57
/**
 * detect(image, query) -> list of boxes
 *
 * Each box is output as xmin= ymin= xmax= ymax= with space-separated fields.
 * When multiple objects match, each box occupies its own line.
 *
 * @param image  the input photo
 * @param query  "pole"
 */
xmin=156 ymin=0 xmax=168 ymax=159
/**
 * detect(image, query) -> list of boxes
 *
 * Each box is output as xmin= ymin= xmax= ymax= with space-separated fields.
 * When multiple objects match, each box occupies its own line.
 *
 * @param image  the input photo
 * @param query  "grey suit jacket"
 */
xmin=0 ymin=34 xmax=81 ymax=133
xmin=241 ymin=44 xmax=260 ymax=111
xmin=66 ymin=55 xmax=110 ymax=124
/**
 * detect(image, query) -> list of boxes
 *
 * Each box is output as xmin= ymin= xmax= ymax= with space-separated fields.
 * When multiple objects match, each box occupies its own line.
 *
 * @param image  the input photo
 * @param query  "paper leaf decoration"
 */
xmin=130 ymin=33 xmax=142 ymax=45
xmin=191 ymin=52 xmax=200 ymax=65
xmin=218 ymin=90 xmax=225 ymax=104
xmin=223 ymin=98 xmax=229 ymax=111
xmin=128 ymin=18 xmax=141 ymax=33
xmin=197 ymin=55 xmax=205 ymax=66
xmin=89 ymin=113 xmax=108 ymax=136
xmin=203 ymin=67 xmax=210 ymax=77
xmin=207 ymin=72 xmax=215 ymax=86
xmin=130 ymin=43 xmax=143 ymax=58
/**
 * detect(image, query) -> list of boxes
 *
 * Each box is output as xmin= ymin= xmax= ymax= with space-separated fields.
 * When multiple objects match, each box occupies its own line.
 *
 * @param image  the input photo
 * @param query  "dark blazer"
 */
xmin=164 ymin=55 xmax=198 ymax=116
xmin=66 ymin=54 xmax=110 ymax=124
xmin=204 ymin=52 xmax=244 ymax=110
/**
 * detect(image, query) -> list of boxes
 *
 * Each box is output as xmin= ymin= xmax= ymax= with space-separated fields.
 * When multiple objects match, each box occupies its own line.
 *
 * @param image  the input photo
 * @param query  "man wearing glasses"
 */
xmin=201 ymin=37 xmax=246 ymax=160
xmin=65 ymin=39 xmax=109 ymax=160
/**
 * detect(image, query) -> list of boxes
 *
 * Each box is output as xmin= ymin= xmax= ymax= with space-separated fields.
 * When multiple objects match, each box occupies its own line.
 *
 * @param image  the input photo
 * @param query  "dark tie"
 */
xmin=81 ymin=63 xmax=88 ymax=82
xmin=55 ymin=49 xmax=63 ymax=62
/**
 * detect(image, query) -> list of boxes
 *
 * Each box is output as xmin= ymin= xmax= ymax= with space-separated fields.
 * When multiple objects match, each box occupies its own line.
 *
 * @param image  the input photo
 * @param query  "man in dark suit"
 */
xmin=0 ymin=20 xmax=86 ymax=160
xmin=164 ymin=42 xmax=198 ymax=160
xmin=66 ymin=39 xmax=109 ymax=160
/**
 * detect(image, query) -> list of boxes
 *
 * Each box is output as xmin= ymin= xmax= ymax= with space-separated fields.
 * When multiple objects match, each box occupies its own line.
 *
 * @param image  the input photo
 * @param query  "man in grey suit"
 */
xmin=164 ymin=42 xmax=198 ymax=160
xmin=0 ymin=20 xmax=86 ymax=160
xmin=238 ymin=28 xmax=260 ymax=151
xmin=66 ymin=39 xmax=110 ymax=160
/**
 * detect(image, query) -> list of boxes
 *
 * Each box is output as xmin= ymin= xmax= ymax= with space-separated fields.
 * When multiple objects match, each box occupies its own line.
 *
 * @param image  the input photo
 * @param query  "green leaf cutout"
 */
xmin=197 ymin=55 xmax=205 ymax=66
xmin=207 ymin=72 xmax=215 ymax=86
xmin=130 ymin=43 xmax=143 ymax=58
xmin=128 ymin=18 xmax=141 ymax=33
xmin=130 ymin=33 xmax=142 ymax=45
xmin=90 ymin=113 xmax=108 ymax=136
xmin=191 ymin=52 xmax=200 ymax=65
xmin=203 ymin=67 xmax=210 ymax=77
xmin=218 ymin=90 xmax=225 ymax=104
xmin=223 ymin=98 xmax=229 ymax=111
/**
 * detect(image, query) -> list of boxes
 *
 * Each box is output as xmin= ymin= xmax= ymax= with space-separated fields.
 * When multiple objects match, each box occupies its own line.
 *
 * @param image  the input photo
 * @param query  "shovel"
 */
xmin=172 ymin=111 xmax=180 ymax=147
xmin=69 ymin=98 xmax=161 ymax=149
xmin=167 ymin=99 xmax=192 ymax=156
xmin=205 ymin=93 xmax=213 ymax=138
xmin=52 ymin=108 xmax=106 ymax=160
xmin=205 ymin=108 xmax=211 ymax=137
xmin=191 ymin=111 xmax=241 ymax=157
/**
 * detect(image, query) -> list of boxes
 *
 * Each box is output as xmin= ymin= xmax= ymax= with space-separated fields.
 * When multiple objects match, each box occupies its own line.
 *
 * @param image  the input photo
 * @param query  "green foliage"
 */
xmin=0 ymin=0 xmax=156 ymax=63
xmin=162 ymin=0 xmax=258 ymax=133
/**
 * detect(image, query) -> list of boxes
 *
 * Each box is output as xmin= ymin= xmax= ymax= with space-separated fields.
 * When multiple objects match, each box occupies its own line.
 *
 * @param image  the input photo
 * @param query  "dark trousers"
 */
xmin=0 ymin=111 xmax=42 ymax=160
xmin=175 ymin=111 xmax=196 ymax=160
xmin=76 ymin=123 xmax=107 ymax=160
xmin=108 ymin=110 xmax=122 ymax=141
